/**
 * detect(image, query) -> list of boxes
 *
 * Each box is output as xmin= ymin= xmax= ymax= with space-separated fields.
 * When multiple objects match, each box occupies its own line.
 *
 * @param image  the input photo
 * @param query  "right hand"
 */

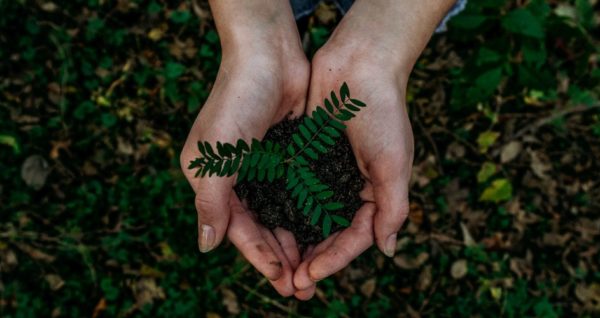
xmin=180 ymin=43 xmax=310 ymax=296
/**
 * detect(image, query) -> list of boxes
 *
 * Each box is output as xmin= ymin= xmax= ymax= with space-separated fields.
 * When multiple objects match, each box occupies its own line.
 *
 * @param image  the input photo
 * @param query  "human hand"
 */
xmin=180 ymin=0 xmax=310 ymax=296
xmin=291 ymin=0 xmax=460 ymax=295
xmin=292 ymin=45 xmax=415 ymax=295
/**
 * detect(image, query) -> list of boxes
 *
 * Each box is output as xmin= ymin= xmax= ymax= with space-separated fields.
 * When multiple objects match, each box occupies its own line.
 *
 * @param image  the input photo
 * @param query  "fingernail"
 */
xmin=199 ymin=224 xmax=215 ymax=253
xmin=384 ymin=233 xmax=397 ymax=257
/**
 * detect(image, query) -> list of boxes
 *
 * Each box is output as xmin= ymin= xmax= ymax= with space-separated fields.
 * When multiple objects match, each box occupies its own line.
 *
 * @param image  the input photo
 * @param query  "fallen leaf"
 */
xmin=460 ymin=222 xmax=477 ymax=247
xmin=490 ymin=287 xmax=503 ymax=301
xmin=15 ymin=243 xmax=55 ymax=263
xmin=148 ymin=25 xmax=167 ymax=41
xmin=314 ymin=2 xmax=337 ymax=24
xmin=360 ymin=278 xmax=376 ymax=298
xmin=0 ymin=249 xmax=18 ymax=272
xmin=140 ymin=264 xmax=165 ymax=278
xmin=0 ymin=135 xmax=20 ymax=154
xmin=408 ymin=203 xmax=424 ymax=226
xmin=21 ymin=155 xmax=51 ymax=190
xmin=450 ymin=259 xmax=468 ymax=279
xmin=477 ymin=131 xmax=500 ymax=153
xmin=417 ymin=265 xmax=432 ymax=291
xmin=523 ymin=90 xmax=545 ymax=106
xmin=221 ymin=288 xmax=239 ymax=314
xmin=480 ymin=178 xmax=513 ymax=203
xmin=40 ymin=2 xmax=58 ymax=12
xmin=530 ymin=150 xmax=551 ymax=180
xmin=500 ymin=141 xmax=522 ymax=163
xmin=45 ymin=274 xmax=65 ymax=291
xmin=477 ymin=162 xmax=497 ymax=183
xmin=575 ymin=283 xmax=600 ymax=310
xmin=132 ymin=278 xmax=165 ymax=307
xmin=393 ymin=252 xmax=429 ymax=269
xmin=542 ymin=233 xmax=571 ymax=246
xmin=50 ymin=140 xmax=71 ymax=159
xmin=92 ymin=298 xmax=107 ymax=318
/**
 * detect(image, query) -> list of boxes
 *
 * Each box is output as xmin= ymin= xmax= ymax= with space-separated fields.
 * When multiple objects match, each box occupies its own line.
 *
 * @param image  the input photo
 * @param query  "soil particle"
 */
xmin=235 ymin=117 xmax=363 ymax=245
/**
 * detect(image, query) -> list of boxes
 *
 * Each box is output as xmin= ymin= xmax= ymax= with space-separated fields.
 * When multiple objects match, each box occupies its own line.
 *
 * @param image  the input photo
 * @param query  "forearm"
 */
xmin=328 ymin=0 xmax=457 ymax=74
xmin=207 ymin=0 xmax=302 ymax=56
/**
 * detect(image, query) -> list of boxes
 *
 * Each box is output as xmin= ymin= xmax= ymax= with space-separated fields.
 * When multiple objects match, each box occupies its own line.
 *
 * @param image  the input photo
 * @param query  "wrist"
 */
xmin=326 ymin=0 xmax=456 ymax=73
xmin=209 ymin=1 xmax=302 ymax=59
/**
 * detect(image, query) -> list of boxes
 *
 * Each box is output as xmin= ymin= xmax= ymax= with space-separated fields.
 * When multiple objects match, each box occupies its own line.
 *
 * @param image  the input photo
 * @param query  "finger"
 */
xmin=258 ymin=227 xmax=296 ymax=297
xmin=273 ymin=228 xmax=301 ymax=269
xmin=294 ymin=285 xmax=316 ymax=301
xmin=181 ymin=139 xmax=234 ymax=253
xmin=227 ymin=195 xmax=283 ymax=281
xmin=307 ymin=203 xmax=376 ymax=282
xmin=293 ymin=232 xmax=341 ymax=290
xmin=373 ymin=180 xmax=410 ymax=257
xmin=194 ymin=178 xmax=232 ymax=253
xmin=286 ymin=63 xmax=310 ymax=120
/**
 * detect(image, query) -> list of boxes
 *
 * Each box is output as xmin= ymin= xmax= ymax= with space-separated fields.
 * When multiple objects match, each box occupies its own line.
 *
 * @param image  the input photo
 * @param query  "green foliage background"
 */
xmin=0 ymin=0 xmax=599 ymax=317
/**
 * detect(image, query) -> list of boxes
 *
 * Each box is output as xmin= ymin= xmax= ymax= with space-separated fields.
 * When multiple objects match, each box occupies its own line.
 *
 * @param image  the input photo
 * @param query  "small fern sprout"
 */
xmin=188 ymin=82 xmax=367 ymax=237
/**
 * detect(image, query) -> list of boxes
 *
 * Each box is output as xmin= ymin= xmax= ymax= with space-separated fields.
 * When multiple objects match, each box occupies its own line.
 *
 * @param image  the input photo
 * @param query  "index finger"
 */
xmin=227 ymin=194 xmax=283 ymax=281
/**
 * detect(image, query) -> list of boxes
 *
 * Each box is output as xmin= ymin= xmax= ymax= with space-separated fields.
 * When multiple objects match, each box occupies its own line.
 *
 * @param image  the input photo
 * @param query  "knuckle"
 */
xmin=194 ymin=194 xmax=220 ymax=222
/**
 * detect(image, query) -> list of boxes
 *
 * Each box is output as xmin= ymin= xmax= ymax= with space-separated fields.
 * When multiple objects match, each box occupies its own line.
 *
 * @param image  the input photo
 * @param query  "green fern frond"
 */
xmin=286 ymin=166 xmax=347 ymax=237
xmin=188 ymin=138 xmax=285 ymax=182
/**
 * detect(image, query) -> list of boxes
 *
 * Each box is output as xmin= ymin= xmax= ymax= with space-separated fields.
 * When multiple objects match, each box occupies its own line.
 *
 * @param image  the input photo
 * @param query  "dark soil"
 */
xmin=235 ymin=117 xmax=364 ymax=245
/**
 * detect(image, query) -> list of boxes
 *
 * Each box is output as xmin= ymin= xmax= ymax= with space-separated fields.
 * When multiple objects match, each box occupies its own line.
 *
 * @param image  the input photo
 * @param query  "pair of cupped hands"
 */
xmin=180 ymin=21 xmax=415 ymax=300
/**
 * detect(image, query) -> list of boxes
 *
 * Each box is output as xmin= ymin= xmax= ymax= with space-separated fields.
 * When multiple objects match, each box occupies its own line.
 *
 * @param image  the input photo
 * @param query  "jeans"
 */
xmin=290 ymin=0 xmax=468 ymax=32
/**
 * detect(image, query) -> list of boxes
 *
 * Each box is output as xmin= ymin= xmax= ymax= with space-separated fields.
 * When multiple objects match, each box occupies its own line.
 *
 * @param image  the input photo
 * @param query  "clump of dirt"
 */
xmin=235 ymin=118 xmax=364 ymax=245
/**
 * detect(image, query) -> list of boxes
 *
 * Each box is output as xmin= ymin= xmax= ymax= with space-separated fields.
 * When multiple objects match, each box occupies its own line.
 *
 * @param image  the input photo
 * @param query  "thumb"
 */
xmin=371 ymin=161 xmax=411 ymax=257
xmin=181 ymin=144 xmax=232 ymax=253
xmin=194 ymin=177 xmax=232 ymax=253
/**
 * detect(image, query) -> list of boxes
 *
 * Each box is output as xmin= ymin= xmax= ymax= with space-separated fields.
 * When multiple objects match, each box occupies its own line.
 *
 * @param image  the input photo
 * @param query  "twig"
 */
xmin=235 ymin=280 xmax=308 ymax=318
xmin=513 ymin=104 xmax=600 ymax=139
xmin=413 ymin=111 xmax=444 ymax=175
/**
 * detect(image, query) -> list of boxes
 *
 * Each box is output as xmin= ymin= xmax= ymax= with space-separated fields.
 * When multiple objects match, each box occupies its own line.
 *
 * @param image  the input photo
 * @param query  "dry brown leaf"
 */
xmin=50 ymin=140 xmax=71 ymax=159
xmin=395 ymin=237 xmax=411 ymax=253
xmin=393 ymin=252 xmax=429 ymax=270
xmin=15 ymin=243 xmax=55 ymax=263
xmin=417 ymin=265 xmax=432 ymax=291
xmin=360 ymin=278 xmax=376 ymax=298
xmin=40 ymin=2 xmax=58 ymax=12
xmin=314 ymin=3 xmax=337 ymax=24
xmin=500 ymin=141 xmax=522 ymax=163
xmin=450 ymin=259 xmax=468 ymax=279
xmin=530 ymin=150 xmax=551 ymax=180
xmin=575 ymin=283 xmax=600 ymax=310
xmin=409 ymin=203 xmax=424 ymax=226
xmin=132 ymin=278 xmax=165 ymax=307
xmin=542 ymin=233 xmax=571 ymax=247
xmin=460 ymin=222 xmax=476 ymax=247
xmin=21 ymin=155 xmax=51 ymax=190
xmin=117 ymin=136 xmax=134 ymax=156
xmin=446 ymin=141 xmax=466 ymax=160
xmin=92 ymin=298 xmax=107 ymax=318
xmin=45 ymin=274 xmax=65 ymax=291
xmin=0 ymin=249 xmax=18 ymax=272
xmin=221 ymin=288 xmax=240 ymax=315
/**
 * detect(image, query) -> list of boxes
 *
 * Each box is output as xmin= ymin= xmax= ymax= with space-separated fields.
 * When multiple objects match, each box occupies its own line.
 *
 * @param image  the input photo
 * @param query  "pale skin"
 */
xmin=180 ymin=0 xmax=457 ymax=300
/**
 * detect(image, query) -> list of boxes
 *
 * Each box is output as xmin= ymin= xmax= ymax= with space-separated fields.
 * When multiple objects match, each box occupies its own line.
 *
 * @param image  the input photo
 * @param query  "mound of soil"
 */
xmin=235 ymin=118 xmax=364 ymax=245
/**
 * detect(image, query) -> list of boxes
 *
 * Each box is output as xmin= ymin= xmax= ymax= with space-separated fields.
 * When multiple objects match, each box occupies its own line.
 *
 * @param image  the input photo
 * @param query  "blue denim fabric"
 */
xmin=290 ymin=0 xmax=468 ymax=33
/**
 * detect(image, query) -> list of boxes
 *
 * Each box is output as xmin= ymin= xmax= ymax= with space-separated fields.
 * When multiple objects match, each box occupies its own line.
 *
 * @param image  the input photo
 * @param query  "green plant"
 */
xmin=187 ymin=82 xmax=366 ymax=237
